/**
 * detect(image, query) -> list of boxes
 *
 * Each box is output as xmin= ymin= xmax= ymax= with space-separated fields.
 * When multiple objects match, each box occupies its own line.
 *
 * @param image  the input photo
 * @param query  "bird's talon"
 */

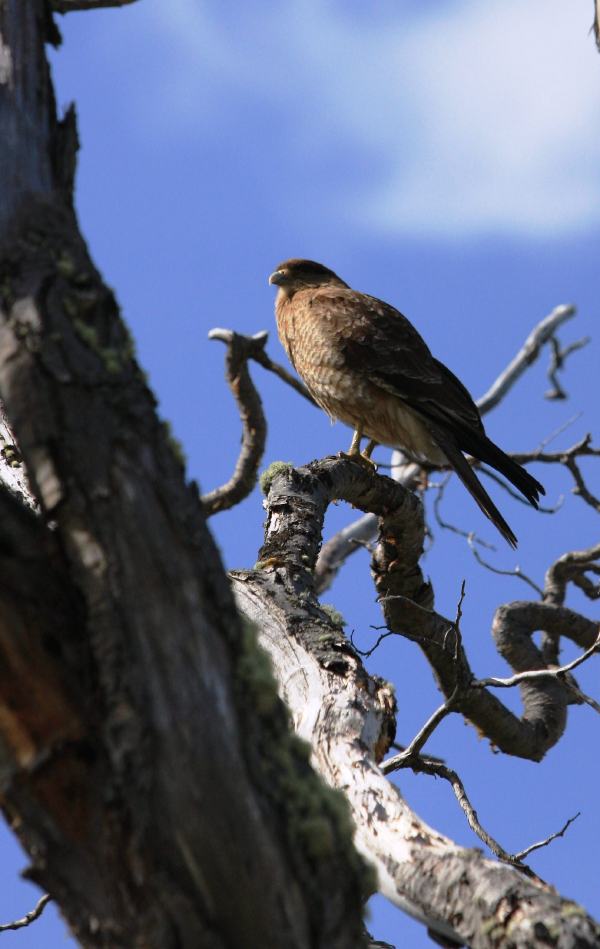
xmin=360 ymin=451 xmax=379 ymax=470
xmin=338 ymin=450 xmax=378 ymax=470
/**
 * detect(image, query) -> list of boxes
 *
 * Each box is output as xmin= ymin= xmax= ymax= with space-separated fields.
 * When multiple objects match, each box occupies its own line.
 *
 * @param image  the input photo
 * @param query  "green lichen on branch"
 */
xmin=72 ymin=318 xmax=125 ymax=373
xmin=233 ymin=617 xmax=375 ymax=908
xmin=259 ymin=460 xmax=294 ymax=495
xmin=236 ymin=617 xmax=280 ymax=717
xmin=320 ymin=604 xmax=346 ymax=627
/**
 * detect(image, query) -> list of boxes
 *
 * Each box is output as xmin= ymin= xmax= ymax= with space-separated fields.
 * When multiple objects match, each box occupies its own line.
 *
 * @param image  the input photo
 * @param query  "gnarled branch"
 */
xmin=233 ymin=459 xmax=600 ymax=946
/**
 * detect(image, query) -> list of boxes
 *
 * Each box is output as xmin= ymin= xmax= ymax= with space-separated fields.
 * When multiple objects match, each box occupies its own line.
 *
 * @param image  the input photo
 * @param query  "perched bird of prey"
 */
xmin=269 ymin=258 xmax=544 ymax=548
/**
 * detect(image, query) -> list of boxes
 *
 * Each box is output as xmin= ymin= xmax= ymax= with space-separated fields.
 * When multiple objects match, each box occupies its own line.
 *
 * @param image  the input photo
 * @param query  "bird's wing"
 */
xmin=311 ymin=287 xmax=484 ymax=440
xmin=305 ymin=287 xmax=543 ymax=544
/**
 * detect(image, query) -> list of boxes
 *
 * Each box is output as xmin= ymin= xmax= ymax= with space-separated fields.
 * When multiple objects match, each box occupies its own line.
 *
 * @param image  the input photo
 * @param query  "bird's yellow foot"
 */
xmin=362 ymin=439 xmax=378 ymax=466
xmin=338 ymin=449 xmax=378 ymax=470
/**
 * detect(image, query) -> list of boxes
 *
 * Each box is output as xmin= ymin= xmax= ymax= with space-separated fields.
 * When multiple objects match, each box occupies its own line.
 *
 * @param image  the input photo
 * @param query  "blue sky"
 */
xmin=2 ymin=1 xmax=599 ymax=945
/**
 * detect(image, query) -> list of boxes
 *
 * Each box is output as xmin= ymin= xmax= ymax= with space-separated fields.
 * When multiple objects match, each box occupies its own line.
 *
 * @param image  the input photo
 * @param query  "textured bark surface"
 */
xmin=0 ymin=2 xmax=367 ymax=946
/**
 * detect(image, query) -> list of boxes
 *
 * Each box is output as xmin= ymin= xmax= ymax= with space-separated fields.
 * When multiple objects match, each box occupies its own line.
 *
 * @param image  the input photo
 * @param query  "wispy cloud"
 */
xmin=105 ymin=0 xmax=600 ymax=237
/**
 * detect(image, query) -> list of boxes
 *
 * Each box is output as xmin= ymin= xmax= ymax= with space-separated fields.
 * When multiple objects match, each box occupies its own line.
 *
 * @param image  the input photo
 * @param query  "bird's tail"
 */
xmin=435 ymin=436 xmax=519 ymax=548
xmin=467 ymin=434 xmax=545 ymax=507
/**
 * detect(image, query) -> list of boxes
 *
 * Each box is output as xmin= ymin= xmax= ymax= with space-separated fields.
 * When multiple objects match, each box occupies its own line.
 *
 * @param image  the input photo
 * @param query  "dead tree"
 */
xmin=0 ymin=2 xmax=599 ymax=948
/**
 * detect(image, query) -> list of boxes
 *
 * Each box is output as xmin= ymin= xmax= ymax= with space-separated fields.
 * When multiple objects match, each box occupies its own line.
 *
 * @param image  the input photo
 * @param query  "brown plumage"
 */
xmin=269 ymin=258 xmax=545 ymax=548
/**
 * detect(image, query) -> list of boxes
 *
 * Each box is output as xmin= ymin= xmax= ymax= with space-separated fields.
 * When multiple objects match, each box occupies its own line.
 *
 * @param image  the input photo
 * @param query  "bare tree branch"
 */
xmin=382 ymin=585 xmax=468 ymax=770
xmin=594 ymin=0 xmax=600 ymax=52
xmin=0 ymin=894 xmax=51 ymax=934
xmin=202 ymin=329 xmax=269 ymax=515
xmin=364 ymin=932 xmax=396 ymax=949
xmin=477 ymin=631 xmax=600 ymax=693
xmin=513 ymin=813 xmax=581 ymax=862
xmin=545 ymin=543 xmax=600 ymax=605
xmin=248 ymin=336 xmax=316 ymax=406
xmin=314 ymin=460 xmax=424 ymax=595
xmin=201 ymin=327 xmax=319 ymax=516
xmin=476 ymin=304 xmax=576 ymax=414
xmin=376 ymin=593 xmax=598 ymax=761
xmin=467 ymin=533 xmax=544 ymax=596
xmin=545 ymin=336 xmax=590 ymax=400
xmin=479 ymin=464 xmax=564 ymax=513
xmin=412 ymin=755 xmax=580 ymax=876
xmin=408 ymin=756 xmax=530 ymax=872
xmin=208 ymin=326 xmax=316 ymax=408
xmin=351 ymin=627 xmax=398 ymax=658
xmin=512 ymin=435 xmax=600 ymax=513
xmin=562 ymin=681 xmax=600 ymax=715
xmin=315 ymin=512 xmax=376 ymax=594
xmin=381 ymin=690 xmax=459 ymax=773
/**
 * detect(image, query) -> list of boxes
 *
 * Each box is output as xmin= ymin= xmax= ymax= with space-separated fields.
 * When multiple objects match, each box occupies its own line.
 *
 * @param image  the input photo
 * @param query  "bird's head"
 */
xmin=268 ymin=259 xmax=348 ymax=298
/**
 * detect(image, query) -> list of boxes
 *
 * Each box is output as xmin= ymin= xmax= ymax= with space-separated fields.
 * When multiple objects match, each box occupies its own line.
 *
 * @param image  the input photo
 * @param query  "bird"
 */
xmin=268 ymin=257 xmax=544 ymax=548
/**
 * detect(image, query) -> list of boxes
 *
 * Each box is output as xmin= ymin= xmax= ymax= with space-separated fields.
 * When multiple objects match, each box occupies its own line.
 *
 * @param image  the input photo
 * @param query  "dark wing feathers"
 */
xmin=309 ymin=287 xmax=544 ymax=545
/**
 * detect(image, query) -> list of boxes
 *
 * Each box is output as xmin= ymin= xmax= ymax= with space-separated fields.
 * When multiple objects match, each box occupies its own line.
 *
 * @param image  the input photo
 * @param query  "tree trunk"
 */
xmin=0 ymin=3 xmax=367 ymax=946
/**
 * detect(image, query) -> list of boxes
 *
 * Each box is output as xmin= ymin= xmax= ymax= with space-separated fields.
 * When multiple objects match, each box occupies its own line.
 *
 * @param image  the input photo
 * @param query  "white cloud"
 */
xmin=112 ymin=0 xmax=600 ymax=237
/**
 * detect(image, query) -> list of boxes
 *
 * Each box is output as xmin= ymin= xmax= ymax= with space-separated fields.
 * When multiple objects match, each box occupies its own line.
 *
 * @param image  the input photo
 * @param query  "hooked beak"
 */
xmin=268 ymin=269 xmax=286 ymax=286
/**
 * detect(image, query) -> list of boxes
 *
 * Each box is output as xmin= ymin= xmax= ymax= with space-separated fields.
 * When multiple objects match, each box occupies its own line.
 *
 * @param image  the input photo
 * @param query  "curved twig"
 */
xmin=203 ymin=328 xmax=318 ymax=516
xmin=478 ymin=631 xmax=600 ymax=692
xmin=0 ymin=894 xmax=51 ymax=934
xmin=467 ymin=534 xmax=544 ymax=596
xmin=411 ymin=755 xmax=580 ymax=873
xmin=544 ymin=543 xmax=600 ymax=606
xmin=513 ymin=812 xmax=581 ymax=862
xmin=512 ymin=434 xmax=600 ymax=513
xmin=545 ymin=336 xmax=590 ymax=400
xmin=408 ymin=755 xmax=533 ymax=872
xmin=202 ymin=330 xmax=269 ymax=515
